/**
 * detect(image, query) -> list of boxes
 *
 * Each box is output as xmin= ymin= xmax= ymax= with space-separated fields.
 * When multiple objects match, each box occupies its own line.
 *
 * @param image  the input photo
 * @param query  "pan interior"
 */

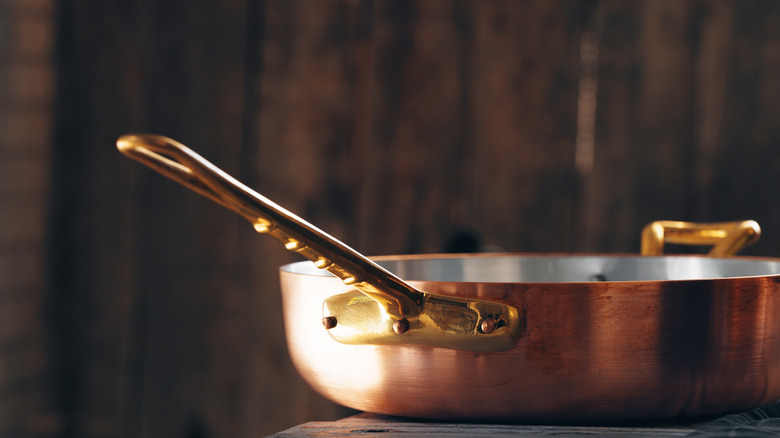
xmin=281 ymin=255 xmax=780 ymax=283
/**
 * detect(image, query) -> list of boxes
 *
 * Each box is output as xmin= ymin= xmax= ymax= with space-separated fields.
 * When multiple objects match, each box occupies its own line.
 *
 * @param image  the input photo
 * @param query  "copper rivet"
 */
xmin=481 ymin=318 xmax=497 ymax=334
xmin=393 ymin=318 xmax=410 ymax=335
xmin=322 ymin=316 xmax=337 ymax=330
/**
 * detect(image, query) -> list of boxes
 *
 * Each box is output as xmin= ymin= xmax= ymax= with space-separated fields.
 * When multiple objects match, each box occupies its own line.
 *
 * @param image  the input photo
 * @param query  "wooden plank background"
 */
xmin=0 ymin=0 xmax=59 ymax=436
xmin=1 ymin=0 xmax=780 ymax=436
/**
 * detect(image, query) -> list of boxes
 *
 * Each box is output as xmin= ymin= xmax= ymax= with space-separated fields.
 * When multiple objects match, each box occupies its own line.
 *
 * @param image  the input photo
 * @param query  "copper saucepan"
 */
xmin=117 ymin=134 xmax=780 ymax=421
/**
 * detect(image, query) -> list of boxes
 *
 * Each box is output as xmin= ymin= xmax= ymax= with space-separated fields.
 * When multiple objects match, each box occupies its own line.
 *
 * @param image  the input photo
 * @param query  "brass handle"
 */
xmin=117 ymin=134 xmax=523 ymax=352
xmin=117 ymin=133 xmax=421 ymax=316
xmin=641 ymin=220 xmax=761 ymax=256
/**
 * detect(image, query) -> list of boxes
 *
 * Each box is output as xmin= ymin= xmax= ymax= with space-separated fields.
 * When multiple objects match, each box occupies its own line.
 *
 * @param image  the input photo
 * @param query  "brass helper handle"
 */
xmin=116 ymin=134 xmax=422 ymax=318
xmin=641 ymin=220 xmax=761 ymax=256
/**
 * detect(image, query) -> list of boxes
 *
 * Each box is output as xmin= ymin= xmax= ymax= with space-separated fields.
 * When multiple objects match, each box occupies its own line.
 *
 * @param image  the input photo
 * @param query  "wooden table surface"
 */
xmin=270 ymin=413 xmax=704 ymax=437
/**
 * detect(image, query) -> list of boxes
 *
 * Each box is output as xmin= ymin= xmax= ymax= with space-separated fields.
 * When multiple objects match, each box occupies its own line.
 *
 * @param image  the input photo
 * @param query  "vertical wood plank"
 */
xmin=580 ymin=1 xmax=697 ymax=253
xmin=129 ymin=1 xmax=254 ymax=437
xmin=696 ymin=1 xmax=780 ymax=256
xmin=691 ymin=0 xmax=734 ymax=220
xmin=49 ymin=1 xmax=151 ymax=436
xmin=50 ymin=1 xmax=262 ymax=437
xmin=582 ymin=0 xmax=780 ymax=255
xmin=0 ymin=0 xmax=60 ymax=436
xmin=469 ymin=1 xmax=581 ymax=252
xmin=357 ymin=0 xmax=473 ymax=255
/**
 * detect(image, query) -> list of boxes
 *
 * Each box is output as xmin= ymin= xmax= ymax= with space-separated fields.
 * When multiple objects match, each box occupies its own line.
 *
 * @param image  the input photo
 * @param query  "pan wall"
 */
xmin=1 ymin=0 xmax=779 ymax=437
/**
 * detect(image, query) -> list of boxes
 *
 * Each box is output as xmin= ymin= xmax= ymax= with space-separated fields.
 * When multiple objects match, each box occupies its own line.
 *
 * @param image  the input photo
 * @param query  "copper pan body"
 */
xmin=281 ymin=253 xmax=780 ymax=421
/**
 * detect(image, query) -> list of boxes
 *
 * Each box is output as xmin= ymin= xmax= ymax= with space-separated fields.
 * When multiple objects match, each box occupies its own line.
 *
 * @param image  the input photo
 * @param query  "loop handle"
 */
xmin=641 ymin=220 xmax=760 ymax=256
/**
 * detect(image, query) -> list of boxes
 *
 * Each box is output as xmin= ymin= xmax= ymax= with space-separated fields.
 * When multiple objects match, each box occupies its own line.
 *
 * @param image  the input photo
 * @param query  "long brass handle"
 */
xmin=641 ymin=220 xmax=760 ymax=256
xmin=117 ymin=133 xmax=422 ymax=316
xmin=117 ymin=134 xmax=523 ymax=352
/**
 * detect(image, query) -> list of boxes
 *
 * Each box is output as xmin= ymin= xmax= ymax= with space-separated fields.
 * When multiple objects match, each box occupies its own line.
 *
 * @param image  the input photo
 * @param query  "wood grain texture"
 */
xmin=468 ymin=1 xmax=581 ymax=253
xmin=270 ymin=413 xmax=700 ymax=437
xmin=128 ymin=1 xmax=254 ymax=436
xmin=48 ymin=1 xmax=149 ymax=436
xmin=703 ymin=1 xmax=780 ymax=256
xmin=581 ymin=0 xmax=780 ymax=255
xmin=580 ymin=1 xmax=696 ymax=253
xmin=0 ymin=1 xmax=58 ymax=437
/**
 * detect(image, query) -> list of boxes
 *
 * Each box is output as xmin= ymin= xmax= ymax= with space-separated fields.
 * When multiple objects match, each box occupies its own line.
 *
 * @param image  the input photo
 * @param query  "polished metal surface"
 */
xmin=117 ymin=134 xmax=521 ymax=352
xmin=283 ymin=254 xmax=780 ymax=282
xmin=281 ymin=254 xmax=780 ymax=421
xmin=323 ymin=288 xmax=523 ymax=351
xmin=641 ymin=220 xmax=761 ymax=256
